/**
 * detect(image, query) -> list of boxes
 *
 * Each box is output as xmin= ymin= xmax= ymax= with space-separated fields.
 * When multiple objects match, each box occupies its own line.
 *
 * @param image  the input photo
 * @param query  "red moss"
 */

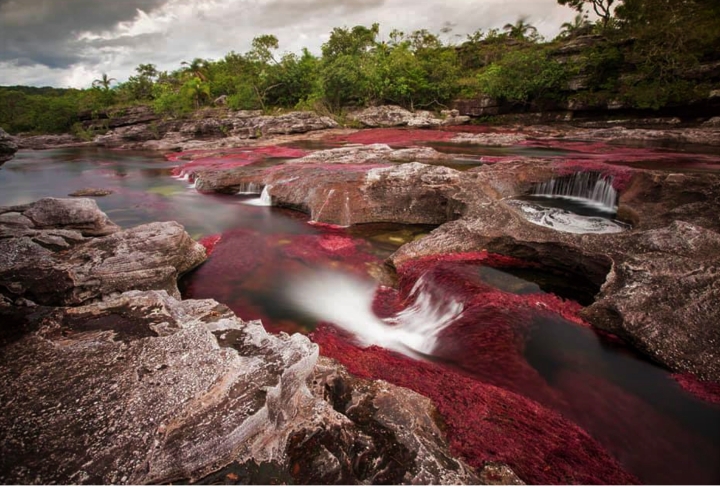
xmin=330 ymin=128 xmax=456 ymax=146
xmin=198 ymin=234 xmax=222 ymax=256
xmin=672 ymin=373 xmax=720 ymax=406
xmin=311 ymin=326 xmax=638 ymax=485
xmin=168 ymin=146 xmax=308 ymax=177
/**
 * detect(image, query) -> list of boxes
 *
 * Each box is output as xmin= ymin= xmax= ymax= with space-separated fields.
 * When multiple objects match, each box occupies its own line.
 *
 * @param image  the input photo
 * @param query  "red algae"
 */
xmin=198 ymin=234 xmax=221 ymax=256
xmin=330 ymin=128 xmax=456 ymax=146
xmin=169 ymin=146 xmax=308 ymax=177
xmin=672 ymin=373 xmax=720 ymax=406
xmin=311 ymin=325 xmax=638 ymax=485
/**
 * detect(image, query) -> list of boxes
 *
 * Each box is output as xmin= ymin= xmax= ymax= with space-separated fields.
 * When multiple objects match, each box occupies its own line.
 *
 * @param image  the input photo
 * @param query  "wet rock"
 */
xmin=0 ymin=127 xmax=18 ymax=165
xmin=0 ymin=290 xmax=483 ymax=484
xmin=565 ymin=126 xmax=720 ymax=147
xmin=16 ymin=133 xmax=85 ymax=150
xmin=0 ymin=198 xmax=205 ymax=306
xmin=387 ymin=160 xmax=720 ymax=381
xmin=68 ymin=188 xmax=114 ymax=197
xmin=702 ymin=116 xmax=720 ymax=127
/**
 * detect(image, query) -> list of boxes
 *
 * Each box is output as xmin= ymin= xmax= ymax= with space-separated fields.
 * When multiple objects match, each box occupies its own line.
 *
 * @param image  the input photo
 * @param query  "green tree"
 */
xmin=91 ymin=73 xmax=116 ymax=90
xmin=502 ymin=18 xmax=539 ymax=41
xmin=558 ymin=14 xmax=592 ymax=38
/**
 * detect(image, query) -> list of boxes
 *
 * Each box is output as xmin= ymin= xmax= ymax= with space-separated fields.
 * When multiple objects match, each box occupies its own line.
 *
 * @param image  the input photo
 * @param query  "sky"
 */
xmin=0 ymin=0 xmax=580 ymax=89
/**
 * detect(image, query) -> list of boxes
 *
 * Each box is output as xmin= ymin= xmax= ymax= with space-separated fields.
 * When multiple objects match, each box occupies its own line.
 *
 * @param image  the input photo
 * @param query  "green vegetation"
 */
xmin=1 ymin=0 xmax=718 ymax=134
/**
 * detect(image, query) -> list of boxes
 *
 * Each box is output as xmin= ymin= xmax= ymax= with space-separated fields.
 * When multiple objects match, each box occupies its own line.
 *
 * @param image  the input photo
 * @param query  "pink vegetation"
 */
xmin=331 ymin=128 xmax=456 ymax=146
xmin=311 ymin=326 xmax=638 ymax=485
xmin=198 ymin=234 xmax=222 ymax=256
xmin=168 ymin=146 xmax=307 ymax=177
xmin=672 ymin=373 xmax=720 ymax=406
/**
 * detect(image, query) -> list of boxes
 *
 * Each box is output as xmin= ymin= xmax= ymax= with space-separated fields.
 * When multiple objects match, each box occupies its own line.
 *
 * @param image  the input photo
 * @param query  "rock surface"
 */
xmin=0 ymin=127 xmax=18 ymax=165
xmin=0 ymin=196 xmax=507 ymax=485
xmin=94 ymin=110 xmax=339 ymax=150
xmin=0 ymin=290 xmax=485 ymax=484
xmin=349 ymin=105 xmax=469 ymax=128
xmin=0 ymin=198 xmax=205 ymax=306
xmin=16 ymin=133 xmax=85 ymax=150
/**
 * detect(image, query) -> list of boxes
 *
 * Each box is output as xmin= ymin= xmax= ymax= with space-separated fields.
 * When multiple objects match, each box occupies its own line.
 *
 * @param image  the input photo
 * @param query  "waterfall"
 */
xmin=531 ymin=172 xmax=618 ymax=211
xmin=285 ymin=270 xmax=463 ymax=358
xmin=236 ymin=182 xmax=263 ymax=195
xmin=310 ymin=189 xmax=335 ymax=224
xmin=260 ymin=185 xmax=272 ymax=205
xmin=242 ymin=185 xmax=273 ymax=207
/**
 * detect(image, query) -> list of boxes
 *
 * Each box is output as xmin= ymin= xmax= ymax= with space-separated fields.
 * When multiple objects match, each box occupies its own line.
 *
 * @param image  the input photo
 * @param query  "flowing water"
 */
xmin=2 ymin=137 xmax=720 ymax=484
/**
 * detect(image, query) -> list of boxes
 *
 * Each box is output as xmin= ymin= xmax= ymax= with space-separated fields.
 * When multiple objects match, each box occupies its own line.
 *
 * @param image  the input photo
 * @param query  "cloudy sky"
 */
xmin=0 ymin=0 xmax=579 ymax=88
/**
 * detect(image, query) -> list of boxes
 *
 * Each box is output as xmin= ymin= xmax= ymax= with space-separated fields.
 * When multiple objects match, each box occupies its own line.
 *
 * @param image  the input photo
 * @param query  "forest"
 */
xmin=0 ymin=0 xmax=718 ymax=135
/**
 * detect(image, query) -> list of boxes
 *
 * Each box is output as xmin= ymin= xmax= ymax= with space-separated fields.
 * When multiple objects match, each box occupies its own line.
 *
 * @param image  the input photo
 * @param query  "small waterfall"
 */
xmin=236 ymin=182 xmax=263 ymax=195
xmin=260 ymin=185 xmax=272 ymax=205
xmin=340 ymin=192 xmax=352 ymax=227
xmin=285 ymin=270 xmax=463 ymax=358
xmin=531 ymin=172 xmax=618 ymax=211
xmin=310 ymin=189 xmax=335 ymax=224
xmin=242 ymin=185 xmax=273 ymax=207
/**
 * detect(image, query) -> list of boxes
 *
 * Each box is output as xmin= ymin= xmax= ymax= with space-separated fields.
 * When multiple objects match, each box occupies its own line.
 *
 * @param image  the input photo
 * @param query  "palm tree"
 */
xmin=92 ymin=73 xmax=116 ymax=90
xmin=559 ymin=14 xmax=592 ymax=38
xmin=181 ymin=58 xmax=209 ymax=81
xmin=503 ymin=18 xmax=539 ymax=41
xmin=181 ymin=77 xmax=211 ymax=109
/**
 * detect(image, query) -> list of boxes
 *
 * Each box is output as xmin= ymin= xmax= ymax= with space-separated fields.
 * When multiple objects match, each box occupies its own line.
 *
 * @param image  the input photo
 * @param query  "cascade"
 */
xmin=531 ymin=172 xmax=618 ymax=211
xmin=310 ymin=189 xmax=335 ymax=224
xmin=236 ymin=182 xmax=263 ymax=195
xmin=242 ymin=185 xmax=273 ymax=207
xmin=286 ymin=270 xmax=463 ymax=358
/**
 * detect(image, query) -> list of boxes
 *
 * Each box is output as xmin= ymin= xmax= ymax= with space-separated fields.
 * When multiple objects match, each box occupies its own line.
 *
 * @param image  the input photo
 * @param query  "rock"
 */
xmin=294 ymin=143 xmax=458 ymax=164
xmin=0 ymin=290 xmax=483 ymax=484
xmin=385 ymin=159 xmax=720 ymax=381
xmin=347 ymin=106 xmax=469 ymax=129
xmin=95 ymin=111 xmax=338 ymax=150
xmin=68 ymin=188 xmax=114 ymax=197
xmin=16 ymin=133 xmax=85 ymax=150
xmin=479 ymin=463 xmax=526 ymax=485
xmin=702 ymin=116 xmax=720 ymax=127
xmin=453 ymin=96 xmax=502 ymax=117
xmin=0 ymin=127 xmax=18 ymax=165
xmin=350 ymin=105 xmax=415 ymax=127
xmin=0 ymin=198 xmax=205 ymax=306
xmin=451 ymin=132 xmax=527 ymax=146
xmin=214 ymin=95 xmax=228 ymax=106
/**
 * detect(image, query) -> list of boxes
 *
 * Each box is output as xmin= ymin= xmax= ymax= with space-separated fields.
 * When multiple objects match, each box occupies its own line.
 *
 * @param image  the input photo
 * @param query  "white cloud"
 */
xmin=0 ymin=0 xmax=579 ymax=88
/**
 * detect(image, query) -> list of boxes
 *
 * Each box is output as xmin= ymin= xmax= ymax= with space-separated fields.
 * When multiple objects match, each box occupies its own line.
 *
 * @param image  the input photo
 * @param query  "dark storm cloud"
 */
xmin=0 ymin=0 xmax=169 ymax=67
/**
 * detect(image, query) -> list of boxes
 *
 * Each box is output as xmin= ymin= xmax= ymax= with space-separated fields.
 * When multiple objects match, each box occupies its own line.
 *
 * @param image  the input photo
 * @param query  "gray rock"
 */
xmin=350 ymin=105 xmax=415 ymax=127
xmin=0 ymin=290 xmax=483 ymax=485
xmin=0 ymin=198 xmax=205 ymax=306
xmin=0 ymin=127 xmax=18 ymax=165
xmin=16 ymin=133 xmax=84 ymax=150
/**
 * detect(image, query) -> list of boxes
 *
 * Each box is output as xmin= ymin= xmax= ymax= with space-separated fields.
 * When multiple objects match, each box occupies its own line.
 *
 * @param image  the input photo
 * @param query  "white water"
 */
xmin=531 ymin=172 xmax=618 ymax=212
xmin=243 ymin=185 xmax=273 ymax=207
xmin=285 ymin=270 xmax=463 ymax=358
xmin=236 ymin=182 xmax=263 ymax=195
xmin=509 ymin=200 xmax=630 ymax=234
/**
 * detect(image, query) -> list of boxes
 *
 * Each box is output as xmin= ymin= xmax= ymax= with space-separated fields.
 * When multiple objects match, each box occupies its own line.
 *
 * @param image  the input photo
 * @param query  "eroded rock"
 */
xmin=0 ymin=198 xmax=205 ymax=306
xmin=0 ymin=290 xmax=485 ymax=485
xmin=0 ymin=127 xmax=18 ymax=165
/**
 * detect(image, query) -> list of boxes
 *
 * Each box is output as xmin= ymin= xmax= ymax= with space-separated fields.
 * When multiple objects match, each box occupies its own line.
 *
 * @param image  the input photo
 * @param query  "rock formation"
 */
xmin=0 ymin=127 xmax=18 ymax=165
xmin=0 ymin=197 xmax=510 ymax=485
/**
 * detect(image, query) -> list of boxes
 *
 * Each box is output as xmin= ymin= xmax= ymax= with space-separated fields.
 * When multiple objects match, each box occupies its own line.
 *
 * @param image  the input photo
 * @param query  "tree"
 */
xmin=502 ymin=18 xmax=539 ymax=41
xmin=558 ymin=14 xmax=592 ymax=38
xmin=181 ymin=77 xmax=211 ymax=108
xmin=181 ymin=58 xmax=210 ymax=81
xmin=92 ymin=73 xmax=116 ymax=90
xmin=557 ymin=0 xmax=618 ymax=28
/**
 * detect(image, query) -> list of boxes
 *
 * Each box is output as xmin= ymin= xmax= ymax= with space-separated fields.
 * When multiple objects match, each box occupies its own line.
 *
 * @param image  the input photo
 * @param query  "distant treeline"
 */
xmin=1 ymin=0 xmax=718 ymax=134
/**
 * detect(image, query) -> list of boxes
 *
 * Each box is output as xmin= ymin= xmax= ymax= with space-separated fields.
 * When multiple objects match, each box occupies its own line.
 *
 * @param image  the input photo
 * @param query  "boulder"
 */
xmin=349 ymin=105 xmax=415 ymax=127
xmin=0 ymin=127 xmax=18 ymax=165
xmin=0 ymin=198 xmax=205 ymax=306
xmin=0 ymin=289 xmax=487 ymax=485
